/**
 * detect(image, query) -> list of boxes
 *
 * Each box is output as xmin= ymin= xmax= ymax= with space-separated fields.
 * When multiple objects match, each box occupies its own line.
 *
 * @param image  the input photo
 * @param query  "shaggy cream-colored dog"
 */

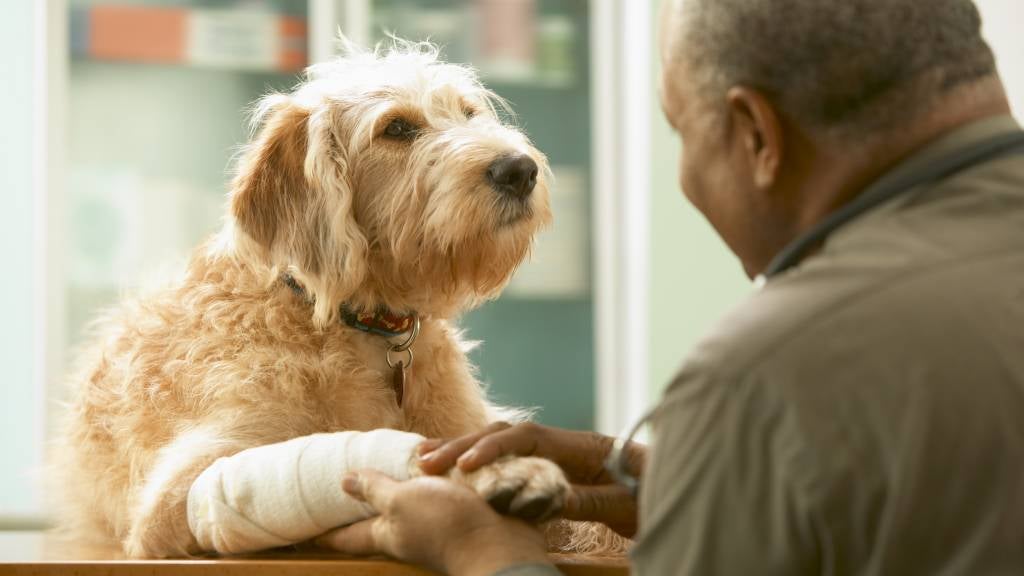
xmin=52 ymin=41 xmax=608 ymax=558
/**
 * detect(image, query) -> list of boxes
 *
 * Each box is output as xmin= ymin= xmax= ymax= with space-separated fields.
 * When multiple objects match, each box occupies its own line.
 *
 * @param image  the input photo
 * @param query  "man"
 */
xmin=317 ymin=0 xmax=1024 ymax=574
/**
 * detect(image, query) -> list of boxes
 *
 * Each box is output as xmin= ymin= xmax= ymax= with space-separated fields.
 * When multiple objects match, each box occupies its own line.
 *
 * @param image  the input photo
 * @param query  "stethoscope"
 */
xmin=604 ymin=129 xmax=1024 ymax=497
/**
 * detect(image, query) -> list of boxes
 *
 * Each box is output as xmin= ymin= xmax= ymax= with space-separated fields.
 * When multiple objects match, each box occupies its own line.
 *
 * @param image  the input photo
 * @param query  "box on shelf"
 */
xmin=71 ymin=4 xmax=306 ymax=73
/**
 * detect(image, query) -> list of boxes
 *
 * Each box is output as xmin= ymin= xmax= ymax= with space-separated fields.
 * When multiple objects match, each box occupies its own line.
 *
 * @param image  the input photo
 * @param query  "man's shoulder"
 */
xmin=684 ymin=237 xmax=1022 ymax=389
xmin=676 ymin=263 xmax=875 ymax=383
xmin=685 ymin=148 xmax=1024 ymax=382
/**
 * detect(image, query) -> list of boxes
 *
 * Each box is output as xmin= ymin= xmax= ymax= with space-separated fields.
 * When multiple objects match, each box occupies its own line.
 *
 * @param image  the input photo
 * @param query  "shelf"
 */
xmin=369 ymin=2 xmax=580 ymax=92
xmin=70 ymin=4 xmax=307 ymax=74
xmin=483 ymin=73 xmax=576 ymax=90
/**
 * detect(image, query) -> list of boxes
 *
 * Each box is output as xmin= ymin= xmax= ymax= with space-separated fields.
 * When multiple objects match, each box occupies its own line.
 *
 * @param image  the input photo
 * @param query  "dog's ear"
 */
xmin=302 ymin=105 xmax=369 ymax=323
xmin=231 ymin=95 xmax=310 ymax=251
xmin=232 ymin=94 xmax=368 ymax=325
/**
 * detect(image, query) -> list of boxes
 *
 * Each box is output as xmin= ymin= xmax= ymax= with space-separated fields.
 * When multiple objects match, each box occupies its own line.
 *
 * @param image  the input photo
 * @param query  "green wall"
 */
xmin=647 ymin=0 xmax=751 ymax=398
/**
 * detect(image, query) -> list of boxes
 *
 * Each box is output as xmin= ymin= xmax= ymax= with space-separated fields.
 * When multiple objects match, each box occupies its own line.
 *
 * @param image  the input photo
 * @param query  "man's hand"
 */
xmin=417 ymin=422 xmax=647 ymax=537
xmin=316 ymin=470 xmax=551 ymax=576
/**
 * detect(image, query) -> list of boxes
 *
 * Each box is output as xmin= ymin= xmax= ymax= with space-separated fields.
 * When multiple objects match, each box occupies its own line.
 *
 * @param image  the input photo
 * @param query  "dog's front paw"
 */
xmin=457 ymin=456 xmax=569 ymax=523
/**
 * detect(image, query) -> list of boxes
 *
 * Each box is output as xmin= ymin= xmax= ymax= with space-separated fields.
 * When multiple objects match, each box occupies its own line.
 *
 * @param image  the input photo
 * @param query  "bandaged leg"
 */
xmin=186 ymin=429 xmax=424 ymax=554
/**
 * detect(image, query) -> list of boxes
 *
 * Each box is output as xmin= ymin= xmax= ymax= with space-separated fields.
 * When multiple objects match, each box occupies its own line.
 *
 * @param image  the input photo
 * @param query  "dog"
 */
xmin=51 ymin=40 xmax=624 ymax=559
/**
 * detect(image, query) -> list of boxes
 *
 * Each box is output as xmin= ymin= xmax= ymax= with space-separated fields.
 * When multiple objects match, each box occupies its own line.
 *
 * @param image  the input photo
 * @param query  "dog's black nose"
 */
xmin=487 ymin=154 xmax=538 ymax=199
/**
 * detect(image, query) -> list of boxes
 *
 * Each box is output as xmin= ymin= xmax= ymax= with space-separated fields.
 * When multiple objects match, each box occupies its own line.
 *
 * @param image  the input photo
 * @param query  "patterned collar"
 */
xmin=281 ymin=274 xmax=417 ymax=338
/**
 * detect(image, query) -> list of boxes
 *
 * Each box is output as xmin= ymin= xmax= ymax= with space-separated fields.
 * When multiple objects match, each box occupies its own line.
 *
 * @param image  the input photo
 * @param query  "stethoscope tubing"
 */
xmin=761 ymin=131 xmax=1024 ymax=280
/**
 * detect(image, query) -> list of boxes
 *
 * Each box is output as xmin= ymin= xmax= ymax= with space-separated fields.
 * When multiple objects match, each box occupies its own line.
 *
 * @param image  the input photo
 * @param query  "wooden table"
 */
xmin=0 ymin=532 xmax=629 ymax=575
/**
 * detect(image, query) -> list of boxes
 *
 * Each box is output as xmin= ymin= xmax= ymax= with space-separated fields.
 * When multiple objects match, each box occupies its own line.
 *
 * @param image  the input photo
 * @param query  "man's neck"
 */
xmin=795 ymin=76 xmax=1013 ymax=240
xmin=743 ymin=76 xmax=1013 ymax=277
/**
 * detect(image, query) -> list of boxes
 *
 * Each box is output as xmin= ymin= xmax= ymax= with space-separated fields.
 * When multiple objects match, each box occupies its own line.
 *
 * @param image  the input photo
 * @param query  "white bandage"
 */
xmin=186 ymin=429 xmax=425 ymax=554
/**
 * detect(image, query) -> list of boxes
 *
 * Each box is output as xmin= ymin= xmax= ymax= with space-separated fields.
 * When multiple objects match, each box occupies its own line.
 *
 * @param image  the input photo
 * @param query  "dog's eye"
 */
xmin=383 ymin=118 xmax=418 ymax=140
xmin=464 ymin=107 xmax=477 ymax=119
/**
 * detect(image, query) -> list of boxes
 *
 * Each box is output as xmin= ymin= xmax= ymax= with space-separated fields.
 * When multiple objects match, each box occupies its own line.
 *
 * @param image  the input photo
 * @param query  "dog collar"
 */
xmin=280 ymin=273 xmax=418 ymax=409
xmin=280 ymin=274 xmax=417 ymax=338
xmin=340 ymin=306 xmax=417 ymax=338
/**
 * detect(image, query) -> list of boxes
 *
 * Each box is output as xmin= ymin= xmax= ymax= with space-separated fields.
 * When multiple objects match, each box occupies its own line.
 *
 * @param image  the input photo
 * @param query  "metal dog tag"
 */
xmin=392 ymin=361 xmax=406 ymax=408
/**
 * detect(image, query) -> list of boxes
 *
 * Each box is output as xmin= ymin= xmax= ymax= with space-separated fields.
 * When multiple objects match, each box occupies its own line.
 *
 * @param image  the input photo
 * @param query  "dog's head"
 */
xmin=229 ymin=40 xmax=552 ymax=325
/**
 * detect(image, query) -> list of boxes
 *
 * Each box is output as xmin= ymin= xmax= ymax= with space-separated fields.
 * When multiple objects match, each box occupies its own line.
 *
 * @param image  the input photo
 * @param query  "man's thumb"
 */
xmin=343 ymin=469 xmax=398 ymax=510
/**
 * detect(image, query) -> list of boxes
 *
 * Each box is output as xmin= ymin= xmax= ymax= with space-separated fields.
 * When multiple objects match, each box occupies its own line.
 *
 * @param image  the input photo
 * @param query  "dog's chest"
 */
xmin=309 ymin=323 xmax=474 ymax=433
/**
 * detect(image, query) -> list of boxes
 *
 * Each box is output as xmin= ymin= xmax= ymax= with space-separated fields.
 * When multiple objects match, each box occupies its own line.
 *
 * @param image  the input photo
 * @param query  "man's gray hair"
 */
xmin=672 ymin=0 xmax=998 ymax=137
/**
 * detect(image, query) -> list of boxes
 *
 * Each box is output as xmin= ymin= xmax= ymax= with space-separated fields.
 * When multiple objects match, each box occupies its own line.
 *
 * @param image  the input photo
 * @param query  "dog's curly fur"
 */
xmin=48 ymin=40 xmax=628 ymax=558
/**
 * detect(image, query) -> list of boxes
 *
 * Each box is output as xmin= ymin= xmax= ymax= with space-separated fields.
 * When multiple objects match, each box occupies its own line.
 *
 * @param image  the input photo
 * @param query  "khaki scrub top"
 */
xmin=634 ymin=115 xmax=1024 ymax=575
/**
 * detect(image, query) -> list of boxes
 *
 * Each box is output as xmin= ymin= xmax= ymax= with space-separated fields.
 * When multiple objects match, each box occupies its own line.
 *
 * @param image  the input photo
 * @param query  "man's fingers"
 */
xmin=455 ymin=425 xmax=542 ymax=472
xmin=417 ymin=422 xmax=511 ymax=475
xmin=564 ymin=484 xmax=638 ymax=538
xmin=315 ymin=518 xmax=381 ymax=556
xmin=564 ymin=484 xmax=633 ymax=519
xmin=343 ymin=470 xmax=399 ymax=511
xmin=417 ymin=433 xmax=484 ymax=475
xmin=417 ymin=438 xmax=444 ymax=456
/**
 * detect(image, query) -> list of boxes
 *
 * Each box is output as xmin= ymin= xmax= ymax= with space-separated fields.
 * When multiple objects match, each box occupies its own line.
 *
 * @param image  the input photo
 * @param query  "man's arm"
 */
xmin=633 ymin=368 xmax=822 ymax=575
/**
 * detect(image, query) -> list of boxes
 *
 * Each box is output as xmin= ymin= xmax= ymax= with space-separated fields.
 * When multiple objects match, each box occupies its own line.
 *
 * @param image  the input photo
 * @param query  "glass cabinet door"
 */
xmin=342 ymin=0 xmax=596 ymax=429
xmin=64 ymin=0 xmax=309 ymax=360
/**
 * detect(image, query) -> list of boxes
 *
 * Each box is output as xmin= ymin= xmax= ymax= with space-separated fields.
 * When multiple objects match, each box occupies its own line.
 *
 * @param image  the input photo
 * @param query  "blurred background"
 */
xmin=1 ymin=0 xmax=1022 ymax=529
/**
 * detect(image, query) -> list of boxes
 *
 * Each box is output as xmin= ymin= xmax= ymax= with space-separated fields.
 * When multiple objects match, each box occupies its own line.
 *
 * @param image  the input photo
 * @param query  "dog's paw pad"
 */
xmin=486 ymin=485 xmax=522 ymax=514
xmin=510 ymin=492 xmax=562 ymax=523
xmin=459 ymin=456 xmax=569 ymax=523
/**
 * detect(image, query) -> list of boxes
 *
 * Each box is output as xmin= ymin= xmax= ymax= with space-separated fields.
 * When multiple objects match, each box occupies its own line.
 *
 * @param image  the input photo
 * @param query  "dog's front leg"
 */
xmin=134 ymin=428 xmax=571 ymax=558
xmin=182 ymin=429 xmax=425 ymax=556
xmin=124 ymin=426 xmax=247 ymax=558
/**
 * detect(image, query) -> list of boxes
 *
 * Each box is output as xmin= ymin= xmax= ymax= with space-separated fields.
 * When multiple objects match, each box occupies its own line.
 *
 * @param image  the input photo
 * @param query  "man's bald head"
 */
xmin=665 ymin=0 xmax=999 ymax=139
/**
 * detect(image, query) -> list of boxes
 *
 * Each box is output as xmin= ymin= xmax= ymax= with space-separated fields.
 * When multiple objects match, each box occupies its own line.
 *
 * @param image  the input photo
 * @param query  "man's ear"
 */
xmin=726 ymin=86 xmax=784 ymax=190
xmin=231 ymin=95 xmax=311 ymax=251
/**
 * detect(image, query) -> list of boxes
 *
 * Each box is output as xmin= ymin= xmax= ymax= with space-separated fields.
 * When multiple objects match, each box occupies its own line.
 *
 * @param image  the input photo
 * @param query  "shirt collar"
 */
xmin=825 ymin=114 xmax=1022 ymax=243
